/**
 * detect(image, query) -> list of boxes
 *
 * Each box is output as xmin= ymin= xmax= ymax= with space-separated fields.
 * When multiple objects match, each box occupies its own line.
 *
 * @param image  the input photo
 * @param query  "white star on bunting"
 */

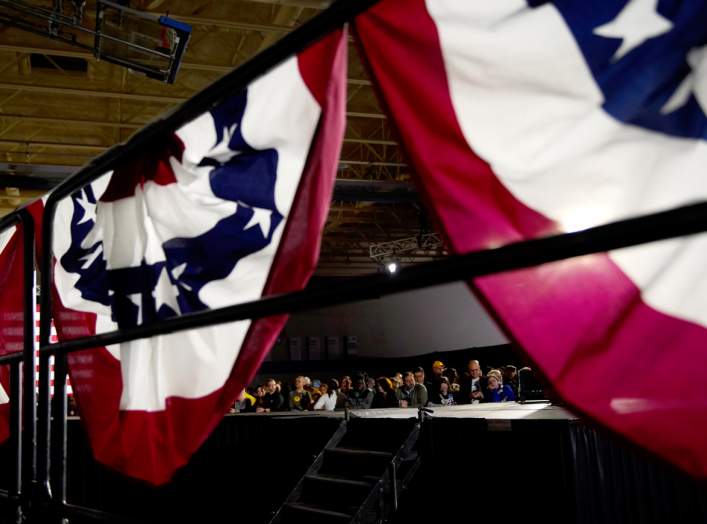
xmin=75 ymin=188 xmax=97 ymax=226
xmin=661 ymin=45 xmax=707 ymax=114
xmin=153 ymin=266 xmax=180 ymax=313
xmin=244 ymin=207 xmax=272 ymax=237
xmin=205 ymin=124 xmax=241 ymax=164
xmin=594 ymin=0 xmax=673 ymax=61
xmin=0 ymin=383 xmax=8 ymax=404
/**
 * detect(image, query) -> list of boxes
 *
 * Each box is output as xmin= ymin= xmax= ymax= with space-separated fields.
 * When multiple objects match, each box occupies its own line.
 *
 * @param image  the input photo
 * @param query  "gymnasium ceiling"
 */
xmin=0 ymin=0 xmax=447 ymax=275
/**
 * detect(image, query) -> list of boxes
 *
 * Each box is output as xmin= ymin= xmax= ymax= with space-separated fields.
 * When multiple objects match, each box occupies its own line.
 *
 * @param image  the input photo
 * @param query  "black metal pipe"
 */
xmin=17 ymin=208 xmax=37 ymax=524
xmin=0 ymin=212 xmax=21 ymax=236
xmin=9 ymin=360 xmax=21 ymax=500
xmin=60 ymin=502 xmax=149 ymax=524
xmin=19 ymin=209 xmax=37 ymax=520
xmin=49 ymin=353 xmax=67 ymax=507
xmin=36 ymin=196 xmax=53 ymax=507
xmin=0 ymin=353 xmax=24 ymax=365
xmin=39 ymin=200 xmax=707 ymax=356
xmin=0 ymin=216 xmax=23 ymax=384
xmin=0 ymin=488 xmax=16 ymax=499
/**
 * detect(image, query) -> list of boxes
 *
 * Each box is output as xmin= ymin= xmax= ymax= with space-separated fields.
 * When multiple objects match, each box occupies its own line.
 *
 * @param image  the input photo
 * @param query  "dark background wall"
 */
xmin=278 ymin=282 xmax=508 ymax=359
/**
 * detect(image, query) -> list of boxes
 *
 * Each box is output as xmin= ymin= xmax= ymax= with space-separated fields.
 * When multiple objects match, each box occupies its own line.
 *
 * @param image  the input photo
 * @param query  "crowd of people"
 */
xmin=232 ymin=359 xmax=530 ymax=413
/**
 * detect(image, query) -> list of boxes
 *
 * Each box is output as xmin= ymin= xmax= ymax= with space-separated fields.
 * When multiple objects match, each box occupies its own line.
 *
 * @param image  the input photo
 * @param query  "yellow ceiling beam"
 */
xmin=0 ymin=44 xmax=372 ymax=85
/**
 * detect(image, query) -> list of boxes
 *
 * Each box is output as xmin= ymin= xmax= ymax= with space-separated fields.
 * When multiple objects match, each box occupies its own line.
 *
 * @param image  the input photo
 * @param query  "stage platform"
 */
xmin=2 ymin=403 xmax=706 ymax=523
xmin=355 ymin=401 xmax=575 ymax=420
xmin=225 ymin=400 xmax=576 ymax=421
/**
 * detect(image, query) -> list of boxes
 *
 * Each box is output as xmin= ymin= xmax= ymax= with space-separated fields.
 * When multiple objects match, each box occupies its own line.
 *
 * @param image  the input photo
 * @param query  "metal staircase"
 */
xmin=270 ymin=417 xmax=421 ymax=524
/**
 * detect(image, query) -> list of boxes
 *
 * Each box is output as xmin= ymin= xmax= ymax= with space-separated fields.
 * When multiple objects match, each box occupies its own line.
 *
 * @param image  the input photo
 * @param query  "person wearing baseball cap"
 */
xmin=428 ymin=360 xmax=446 ymax=404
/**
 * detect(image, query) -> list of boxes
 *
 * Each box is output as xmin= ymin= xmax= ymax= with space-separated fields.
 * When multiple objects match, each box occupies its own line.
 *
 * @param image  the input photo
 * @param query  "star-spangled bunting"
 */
xmin=552 ymin=0 xmax=707 ymax=139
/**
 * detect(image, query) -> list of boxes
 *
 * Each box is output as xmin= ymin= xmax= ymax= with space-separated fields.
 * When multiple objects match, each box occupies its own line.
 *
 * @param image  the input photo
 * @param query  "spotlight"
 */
xmin=386 ymin=262 xmax=398 ymax=274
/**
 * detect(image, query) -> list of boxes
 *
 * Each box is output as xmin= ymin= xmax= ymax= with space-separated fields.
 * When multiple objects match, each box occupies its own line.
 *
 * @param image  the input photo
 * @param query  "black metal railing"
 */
xmin=0 ymin=209 xmax=38 ymax=522
xmin=269 ymin=419 xmax=349 ymax=524
xmin=348 ymin=420 xmax=421 ymax=524
xmin=0 ymin=0 xmax=704 ymax=522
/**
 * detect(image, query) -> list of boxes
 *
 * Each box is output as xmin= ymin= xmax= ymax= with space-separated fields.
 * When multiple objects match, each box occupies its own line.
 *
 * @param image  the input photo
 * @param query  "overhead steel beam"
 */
xmin=0 ymin=172 xmax=55 ymax=189
xmin=0 ymin=140 xmax=106 ymax=151
xmin=1 ymin=114 xmax=396 ymax=144
xmin=332 ymin=179 xmax=417 ymax=203
xmin=0 ymin=44 xmax=373 ymax=85
xmin=0 ymin=162 xmax=416 ymax=203
xmin=340 ymin=160 xmax=405 ymax=167
xmin=241 ymin=0 xmax=332 ymax=8
xmin=171 ymin=15 xmax=291 ymax=33
xmin=0 ymin=162 xmax=76 ymax=176
xmin=65 ymin=8 xmax=294 ymax=34
xmin=0 ymin=133 xmax=398 ymax=148
xmin=0 ymin=82 xmax=384 ymax=117
xmin=348 ymin=111 xmax=386 ymax=120
xmin=0 ymin=114 xmax=143 ymax=129
xmin=342 ymin=137 xmax=396 ymax=146
xmin=0 ymin=148 xmax=405 ymax=168
xmin=0 ymin=81 xmax=184 ymax=103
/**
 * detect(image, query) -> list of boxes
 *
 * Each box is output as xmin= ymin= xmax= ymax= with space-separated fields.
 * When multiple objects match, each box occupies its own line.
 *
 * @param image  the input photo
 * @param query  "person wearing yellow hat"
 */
xmin=427 ymin=360 xmax=446 ymax=404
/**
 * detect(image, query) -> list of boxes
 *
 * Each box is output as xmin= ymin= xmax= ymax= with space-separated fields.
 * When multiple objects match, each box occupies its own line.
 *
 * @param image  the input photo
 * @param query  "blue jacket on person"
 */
xmin=486 ymin=384 xmax=515 ymax=403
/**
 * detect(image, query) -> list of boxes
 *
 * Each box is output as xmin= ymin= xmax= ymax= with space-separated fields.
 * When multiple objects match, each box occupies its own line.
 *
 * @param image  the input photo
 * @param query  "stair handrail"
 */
xmin=268 ymin=419 xmax=349 ymax=524
xmin=350 ymin=419 xmax=422 ymax=524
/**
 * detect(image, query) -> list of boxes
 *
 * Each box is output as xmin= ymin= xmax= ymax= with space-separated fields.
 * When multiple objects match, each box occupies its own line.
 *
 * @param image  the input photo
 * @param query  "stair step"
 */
xmin=328 ymin=447 xmax=394 ymax=459
xmin=282 ymin=503 xmax=352 ymax=524
xmin=320 ymin=447 xmax=394 ymax=479
xmin=299 ymin=473 xmax=376 ymax=512
xmin=304 ymin=474 xmax=375 ymax=489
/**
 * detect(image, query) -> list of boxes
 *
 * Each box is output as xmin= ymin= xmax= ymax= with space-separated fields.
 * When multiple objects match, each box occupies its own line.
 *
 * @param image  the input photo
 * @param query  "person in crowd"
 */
xmin=433 ymin=377 xmax=456 ymax=406
xmin=431 ymin=360 xmax=445 ymax=382
xmin=231 ymin=389 xmax=257 ymax=413
xmin=276 ymin=379 xmax=286 ymax=399
xmin=427 ymin=360 xmax=445 ymax=404
xmin=503 ymin=365 xmax=519 ymax=397
xmin=289 ymin=376 xmax=313 ymax=411
xmin=414 ymin=366 xmax=426 ymax=386
xmin=460 ymin=359 xmax=485 ymax=404
xmin=486 ymin=368 xmax=503 ymax=382
xmin=392 ymin=372 xmax=403 ymax=388
xmin=340 ymin=375 xmax=352 ymax=395
xmin=372 ymin=377 xmax=399 ymax=409
xmin=444 ymin=367 xmax=460 ymax=390
xmin=253 ymin=385 xmax=266 ymax=411
xmin=397 ymin=371 xmax=428 ymax=408
xmin=485 ymin=370 xmax=515 ymax=402
xmin=390 ymin=376 xmax=401 ymax=390
xmin=346 ymin=373 xmax=375 ymax=409
xmin=310 ymin=379 xmax=323 ymax=404
xmin=366 ymin=376 xmax=377 ymax=395
xmin=314 ymin=379 xmax=338 ymax=411
xmin=258 ymin=378 xmax=285 ymax=412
